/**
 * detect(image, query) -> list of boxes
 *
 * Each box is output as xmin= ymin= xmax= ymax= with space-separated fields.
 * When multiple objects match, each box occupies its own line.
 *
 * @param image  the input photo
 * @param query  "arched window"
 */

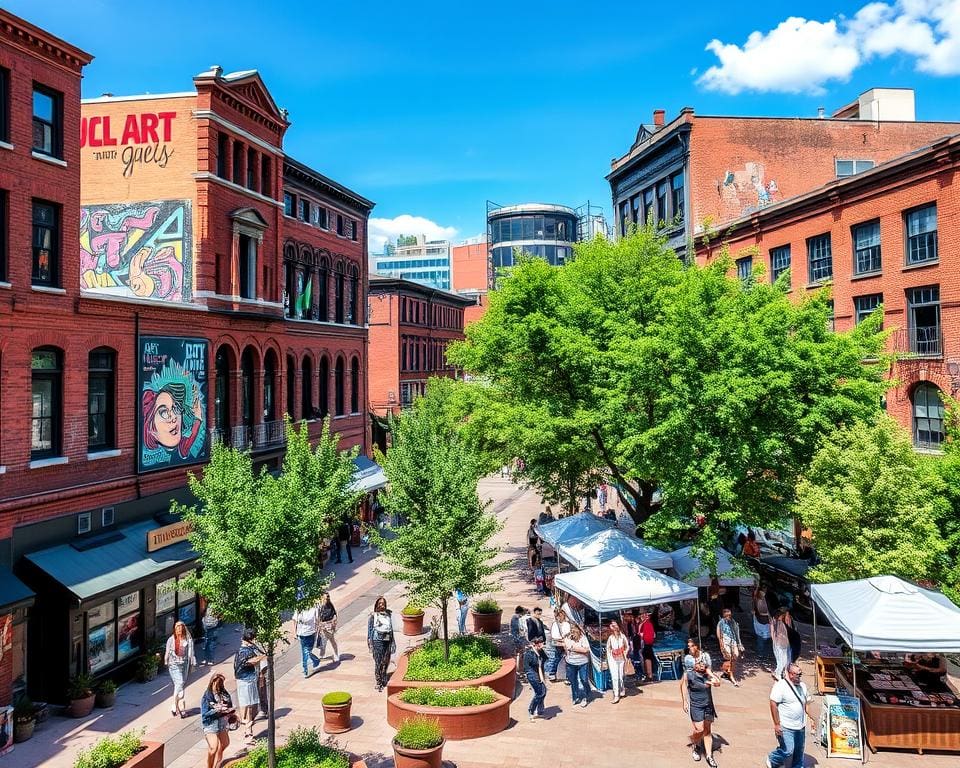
xmin=283 ymin=245 xmax=296 ymax=317
xmin=912 ymin=382 xmax=945 ymax=450
xmin=286 ymin=354 xmax=296 ymax=421
xmin=350 ymin=356 xmax=360 ymax=414
xmin=263 ymin=351 xmax=277 ymax=421
xmin=319 ymin=356 xmax=330 ymax=418
xmin=241 ymin=347 xmax=255 ymax=429
xmin=31 ymin=347 xmax=63 ymax=459
xmin=318 ymin=256 xmax=329 ymax=322
xmin=334 ymin=263 xmax=345 ymax=324
xmin=215 ymin=347 xmax=232 ymax=437
xmin=301 ymin=357 xmax=314 ymax=419
xmin=88 ymin=347 xmax=116 ymax=452
xmin=348 ymin=265 xmax=359 ymax=324
xmin=335 ymin=356 xmax=345 ymax=416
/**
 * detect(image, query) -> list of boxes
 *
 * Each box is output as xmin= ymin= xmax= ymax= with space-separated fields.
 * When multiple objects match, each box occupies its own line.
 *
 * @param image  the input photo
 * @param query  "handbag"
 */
xmin=624 ymin=657 xmax=636 ymax=676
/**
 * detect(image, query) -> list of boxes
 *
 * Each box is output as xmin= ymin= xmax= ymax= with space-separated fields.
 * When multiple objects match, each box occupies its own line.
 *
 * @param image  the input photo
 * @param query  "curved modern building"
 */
xmin=487 ymin=202 xmax=578 ymax=272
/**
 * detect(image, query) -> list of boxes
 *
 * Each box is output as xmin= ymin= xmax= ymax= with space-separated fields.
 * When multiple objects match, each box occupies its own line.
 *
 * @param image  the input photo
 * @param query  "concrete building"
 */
xmin=373 ymin=234 xmax=451 ymax=290
xmin=487 ymin=202 xmax=578 ymax=276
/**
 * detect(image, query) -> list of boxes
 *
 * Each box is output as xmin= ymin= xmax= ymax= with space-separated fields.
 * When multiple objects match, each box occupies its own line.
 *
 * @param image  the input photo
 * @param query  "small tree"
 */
xmin=370 ymin=379 xmax=505 ymax=659
xmin=174 ymin=419 xmax=359 ymax=768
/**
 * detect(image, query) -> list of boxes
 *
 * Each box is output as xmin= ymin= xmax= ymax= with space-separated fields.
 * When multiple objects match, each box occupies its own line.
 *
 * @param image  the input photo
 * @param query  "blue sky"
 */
xmin=11 ymin=1 xmax=960 ymax=252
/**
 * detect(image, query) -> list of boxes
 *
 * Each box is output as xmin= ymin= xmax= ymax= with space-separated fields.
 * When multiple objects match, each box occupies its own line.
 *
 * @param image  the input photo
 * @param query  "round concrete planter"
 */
xmin=469 ymin=608 xmax=502 ymax=634
xmin=387 ymin=692 xmax=510 ymax=740
xmin=123 ymin=741 xmax=164 ymax=768
xmin=65 ymin=693 xmax=95 ymax=718
xmin=392 ymin=738 xmax=445 ymax=768
xmin=401 ymin=612 xmax=425 ymax=636
xmin=387 ymin=652 xmax=517 ymax=700
xmin=322 ymin=697 xmax=352 ymax=734
xmin=95 ymin=690 xmax=117 ymax=708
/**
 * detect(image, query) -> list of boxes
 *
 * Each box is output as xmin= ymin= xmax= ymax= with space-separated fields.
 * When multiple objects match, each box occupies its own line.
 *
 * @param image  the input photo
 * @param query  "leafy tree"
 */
xmin=794 ymin=416 xmax=948 ymax=586
xmin=928 ymin=404 xmax=960 ymax=604
xmin=370 ymin=380 xmax=505 ymax=659
xmin=173 ymin=419 xmax=359 ymax=768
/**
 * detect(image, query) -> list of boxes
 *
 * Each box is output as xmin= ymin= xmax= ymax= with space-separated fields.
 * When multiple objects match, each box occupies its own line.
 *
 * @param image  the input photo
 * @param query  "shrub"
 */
xmin=399 ymin=685 xmax=497 ymax=707
xmin=321 ymin=691 xmax=352 ymax=706
xmin=13 ymin=695 xmax=35 ymax=723
xmin=472 ymin=597 xmax=500 ymax=614
xmin=98 ymin=679 xmax=118 ymax=695
xmin=74 ymin=729 xmax=144 ymax=768
xmin=404 ymin=636 xmax=500 ymax=682
xmin=394 ymin=716 xmax=443 ymax=750
xmin=402 ymin=603 xmax=424 ymax=616
xmin=67 ymin=672 xmax=94 ymax=700
xmin=230 ymin=726 xmax=349 ymax=768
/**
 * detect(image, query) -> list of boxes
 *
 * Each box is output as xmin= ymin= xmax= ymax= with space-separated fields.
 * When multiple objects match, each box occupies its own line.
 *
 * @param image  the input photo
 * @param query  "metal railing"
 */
xmin=253 ymin=420 xmax=286 ymax=449
xmin=230 ymin=425 xmax=250 ymax=449
xmin=894 ymin=326 xmax=943 ymax=358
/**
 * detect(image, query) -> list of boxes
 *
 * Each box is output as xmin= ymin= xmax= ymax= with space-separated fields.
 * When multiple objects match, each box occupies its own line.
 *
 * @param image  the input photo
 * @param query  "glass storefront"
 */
xmin=156 ymin=570 xmax=197 ymax=638
xmin=85 ymin=590 xmax=141 ymax=674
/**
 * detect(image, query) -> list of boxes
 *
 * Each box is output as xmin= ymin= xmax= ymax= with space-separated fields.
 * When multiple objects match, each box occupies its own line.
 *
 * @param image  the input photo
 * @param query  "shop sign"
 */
xmin=147 ymin=521 xmax=193 ymax=553
xmin=826 ymin=694 xmax=863 ymax=760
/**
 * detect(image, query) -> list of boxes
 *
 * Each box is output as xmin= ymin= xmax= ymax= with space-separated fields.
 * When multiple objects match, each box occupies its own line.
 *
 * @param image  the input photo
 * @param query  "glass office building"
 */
xmin=487 ymin=203 xmax=578 ymax=275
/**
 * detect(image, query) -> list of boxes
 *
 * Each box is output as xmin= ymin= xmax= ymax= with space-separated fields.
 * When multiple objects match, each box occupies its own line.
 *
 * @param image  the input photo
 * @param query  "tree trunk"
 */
xmin=441 ymin=597 xmax=450 ymax=661
xmin=266 ymin=643 xmax=276 ymax=768
xmin=566 ymin=471 xmax=577 ymax=516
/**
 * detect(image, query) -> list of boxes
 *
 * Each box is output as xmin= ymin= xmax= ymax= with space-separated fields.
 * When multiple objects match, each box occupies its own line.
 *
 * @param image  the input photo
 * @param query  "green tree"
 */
xmin=795 ymin=416 xmax=948 ymax=586
xmin=928 ymin=405 xmax=960 ymax=604
xmin=370 ymin=380 xmax=505 ymax=659
xmin=173 ymin=419 xmax=360 ymax=768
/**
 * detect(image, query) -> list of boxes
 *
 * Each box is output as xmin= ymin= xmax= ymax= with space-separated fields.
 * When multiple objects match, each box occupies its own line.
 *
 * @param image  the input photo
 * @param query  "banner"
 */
xmin=826 ymin=694 xmax=863 ymax=760
xmin=138 ymin=336 xmax=208 ymax=473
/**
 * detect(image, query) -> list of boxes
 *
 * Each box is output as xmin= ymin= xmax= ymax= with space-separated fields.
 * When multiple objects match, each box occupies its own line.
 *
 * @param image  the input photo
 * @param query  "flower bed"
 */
xmin=387 ymin=638 xmax=516 ymax=699
xmin=387 ymin=687 xmax=511 ymax=740
xmin=222 ymin=727 xmax=364 ymax=768
xmin=403 ymin=636 xmax=500 ymax=682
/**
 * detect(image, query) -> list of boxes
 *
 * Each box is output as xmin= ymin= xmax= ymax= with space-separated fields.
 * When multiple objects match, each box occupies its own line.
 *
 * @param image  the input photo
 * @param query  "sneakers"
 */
xmin=333 ymin=655 xmax=341 ymax=663
xmin=765 ymin=760 xmax=772 ymax=768
xmin=529 ymin=713 xmax=538 ymax=721
xmin=692 ymin=749 xmax=702 ymax=762
xmin=580 ymin=699 xmax=588 ymax=708
xmin=705 ymin=758 xmax=717 ymax=767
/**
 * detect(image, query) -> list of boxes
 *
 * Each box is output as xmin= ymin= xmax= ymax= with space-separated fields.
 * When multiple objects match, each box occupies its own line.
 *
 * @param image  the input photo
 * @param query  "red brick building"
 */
xmin=0 ymin=17 xmax=374 ymax=704
xmin=696 ymin=132 xmax=960 ymax=449
xmin=451 ymin=238 xmax=489 ymax=325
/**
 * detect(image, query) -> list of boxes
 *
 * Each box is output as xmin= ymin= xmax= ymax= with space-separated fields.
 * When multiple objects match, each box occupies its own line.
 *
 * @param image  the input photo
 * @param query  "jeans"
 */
xmin=458 ymin=604 xmax=468 ymax=635
xmin=756 ymin=634 xmax=772 ymax=657
xmin=298 ymin=634 xmax=320 ymax=675
xmin=527 ymin=674 xmax=546 ymax=715
xmin=768 ymin=726 xmax=805 ymax=768
xmin=566 ymin=662 xmax=589 ymax=703
xmin=545 ymin=646 xmax=561 ymax=678
xmin=202 ymin=626 xmax=218 ymax=665
xmin=335 ymin=540 xmax=353 ymax=563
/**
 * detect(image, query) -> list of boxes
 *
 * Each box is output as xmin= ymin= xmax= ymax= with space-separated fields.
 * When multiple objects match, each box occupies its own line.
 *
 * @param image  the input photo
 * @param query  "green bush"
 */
xmin=97 ymin=679 xmax=118 ymax=695
xmin=74 ymin=729 xmax=144 ymax=768
xmin=13 ymin=695 xmax=35 ymax=722
xmin=321 ymin=691 xmax=352 ymax=706
xmin=67 ymin=672 xmax=94 ymax=700
xmin=394 ymin=716 xmax=443 ymax=750
xmin=399 ymin=685 xmax=497 ymax=707
xmin=402 ymin=603 xmax=424 ymax=616
xmin=404 ymin=636 xmax=500 ymax=682
xmin=472 ymin=597 xmax=500 ymax=614
xmin=230 ymin=727 xmax=349 ymax=768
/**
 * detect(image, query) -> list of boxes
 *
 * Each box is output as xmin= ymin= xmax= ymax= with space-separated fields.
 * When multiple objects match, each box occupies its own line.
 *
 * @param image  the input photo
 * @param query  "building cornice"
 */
xmin=0 ymin=10 xmax=93 ymax=73
xmin=283 ymin=157 xmax=375 ymax=214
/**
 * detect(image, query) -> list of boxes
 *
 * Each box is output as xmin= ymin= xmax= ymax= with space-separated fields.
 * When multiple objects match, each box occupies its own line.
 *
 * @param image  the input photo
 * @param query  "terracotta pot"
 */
xmin=13 ymin=718 xmax=36 ymax=743
xmin=65 ymin=693 xmax=96 ymax=718
xmin=322 ymin=698 xmax=352 ymax=734
xmin=387 ymin=691 xmax=511 ymax=740
xmin=469 ymin=608 xmax=502 ymax=634
xmin=387 ymin=653 xmax=516 ymax=699
xmin=124 ymin=741 xmax=164 ymax=768
xmin=401 ymin=612 xmax=425 ymax=636
xmin=392 ymin=738 xmax=445 ymax=768
xmin=96 ymin=690 xmax=117 ymax=708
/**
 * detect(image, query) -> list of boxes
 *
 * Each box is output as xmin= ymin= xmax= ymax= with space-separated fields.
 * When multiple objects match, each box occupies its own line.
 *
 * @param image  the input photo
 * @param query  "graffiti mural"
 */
xmin=81 ymin=200 xmax=192 ymax=302
xmin=138 ymin=336 xmax=208 ymax=473
xmin=720 ymin=163 xmax=781 ymax=217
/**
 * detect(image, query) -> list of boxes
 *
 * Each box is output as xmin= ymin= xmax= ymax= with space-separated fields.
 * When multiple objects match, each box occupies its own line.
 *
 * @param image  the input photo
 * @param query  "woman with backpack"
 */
xmin=366 ymin=596 xmax=395 ymax=691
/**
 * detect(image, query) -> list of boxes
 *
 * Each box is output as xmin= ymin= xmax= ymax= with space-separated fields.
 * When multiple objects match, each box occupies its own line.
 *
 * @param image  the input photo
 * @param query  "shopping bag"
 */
xmin=624 ymin=658 xmax=636 ymax=677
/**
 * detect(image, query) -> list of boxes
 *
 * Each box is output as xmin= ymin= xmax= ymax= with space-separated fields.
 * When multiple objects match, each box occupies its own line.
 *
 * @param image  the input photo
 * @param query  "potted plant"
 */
xmin=135 ymin=652 xmax=159 ymax=683
xmin=13 ymin=695 xmax=37 ymax=743
xmin=73 ymin=728 xmax=164 ymax=768
xmin=96 ymin=679 xmax=118 ymax=708
xmin=469 ymin=597 xmax=502 ymax=634
xmin=392 ymin=715 xmax=444 ymax=768
xmin=65 ymin=672 xmax=96 ymax=718
xmin=320 ymin=691 xmax=352 ymax=734
xmin=401 ymin=603 xmax=425 ymax=636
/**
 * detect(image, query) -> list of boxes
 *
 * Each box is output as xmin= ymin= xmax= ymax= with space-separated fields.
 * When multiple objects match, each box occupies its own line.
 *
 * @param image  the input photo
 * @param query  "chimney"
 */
xmin=653 ymin=109 xmax=665 ymax=128
xmin=817 ymin=106 xmax=825 ymax=119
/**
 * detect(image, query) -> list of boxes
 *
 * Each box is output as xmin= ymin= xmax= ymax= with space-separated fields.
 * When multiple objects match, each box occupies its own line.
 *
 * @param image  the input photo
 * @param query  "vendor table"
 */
xmin=587 ymin=637 xmax=612 ymax=692
xmin=836 ymin=665 xmax=960 ymax=754
xmin=816 ymin=652 xmax=845 ymax=694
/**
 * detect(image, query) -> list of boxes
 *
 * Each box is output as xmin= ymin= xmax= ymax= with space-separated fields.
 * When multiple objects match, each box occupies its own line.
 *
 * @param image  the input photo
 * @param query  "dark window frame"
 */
xmin=912 ymin=382 xmax=945 ymax=450
xmin=216 ymin=133 xmax=229 ymax=179
xmin=0 ymin=67 xmax=9 ymax=143
xmin=854 ymin=294 xmax=883 ymax=326
xmin=335 ymin=357 xmax=345 ymax=416
xmin=32 ymin=200 xmax=60 ymax=287
xmin=770 ymin=244 xmax=791 ymax=284
xmin=671 ymin=172 xmax=684 ymax=222
xmin=32 ymin=84 xmax=63 ymax=158
xmin=736 ymin=255 xmax=753 ymax=283
xmin=88 ymin=348 xmax=116 ymax=452
xmin=905 ymin=204 xmax=938 ymax=265
xmin=852 ymin=219 xmax=882 ymax=275
xmin=807 ymin=233 xmax=833 ymax=284
xmin=31 ymin=347 xmax=62 ymax=459
xmin=283 ymin=192 xmax=295 ymax=217
xmin=907 ymin=285 xmax=941 ymax=356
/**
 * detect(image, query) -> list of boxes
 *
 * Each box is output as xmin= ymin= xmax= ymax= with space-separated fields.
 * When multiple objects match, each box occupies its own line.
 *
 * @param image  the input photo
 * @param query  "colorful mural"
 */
xmin=138 ymin=336 xmax=208 ymax=473
xmin=81 ymin=200 xmax=192 ymax=302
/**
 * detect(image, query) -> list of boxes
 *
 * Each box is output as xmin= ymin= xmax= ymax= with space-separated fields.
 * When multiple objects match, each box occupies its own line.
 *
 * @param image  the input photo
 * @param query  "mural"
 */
xmin=81 ymin=200 xmax=192 ymax=302
xmin=720 ymin=162 xmax=781 ymax=216
xmin=138 ymin=336 xmax=208 ymax=473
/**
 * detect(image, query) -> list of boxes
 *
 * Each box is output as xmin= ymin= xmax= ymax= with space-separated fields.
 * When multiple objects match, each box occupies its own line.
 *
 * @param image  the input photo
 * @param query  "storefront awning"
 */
xmin=25 ymin=519 xmax=196 ymax=603
xmin=0 ymin=567 xmax=35 ymax=611
xmin=351 ymin=455 xmax=387 ymax=494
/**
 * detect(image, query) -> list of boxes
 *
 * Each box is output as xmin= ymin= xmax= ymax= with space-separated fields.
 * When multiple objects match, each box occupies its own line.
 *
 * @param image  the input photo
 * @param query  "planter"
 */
xmin=322 ymin=699 xmax=352 ymax=734
xmin=225 ymin=755 xmax=367 ymax=768
xmin=65 ymin=693 xmax=96 ymax=718
xmin=387 ymin=692 xmax=510 ymax=740
xmin=136 ymin=666 xmax=158 ymax=683
xmin=401 ymin=612 xmax=425 ymax=636
xmin=392 ymin=738 xmax=445 ymax=768
xmin=13 ymin=718 xmax=36 ymax=743
xmin=387 ymin=652 xmax=517 ymax=699
xmin=469 ymin=608 xmax=502 ymax=634
xmin=96 ymin=690 xmax=117 ymax=708
xmin=124 ymin=741 xmax=164 ymax=768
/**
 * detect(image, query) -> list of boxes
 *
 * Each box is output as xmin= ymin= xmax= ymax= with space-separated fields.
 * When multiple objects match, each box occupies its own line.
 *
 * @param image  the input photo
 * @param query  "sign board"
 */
xmin=146 ymin=520 xmax=193 ymax=553
xmin=825 ymin=694 xmax=863 ymax=760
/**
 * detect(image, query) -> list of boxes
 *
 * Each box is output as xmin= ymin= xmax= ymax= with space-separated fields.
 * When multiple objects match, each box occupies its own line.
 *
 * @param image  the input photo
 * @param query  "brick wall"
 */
xmin=368 ymin=292 xmax=399 ymax=414
xmin=0 ymin=613 xmax=11 ymax=706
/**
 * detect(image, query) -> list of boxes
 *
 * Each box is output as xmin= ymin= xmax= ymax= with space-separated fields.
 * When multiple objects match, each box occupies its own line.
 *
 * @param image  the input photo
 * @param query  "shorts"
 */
xmin=236 ymin=677 xmax=259 ymax=708
xmin=720 ymin=641 xmax=741 ymax=659
xmin=203 ymin=717 xmax=227 ymax=735
xmin=641 ymin=645 xmax=655 ymax=662
xmin=690 ymin=704 xmax=717 ymax=723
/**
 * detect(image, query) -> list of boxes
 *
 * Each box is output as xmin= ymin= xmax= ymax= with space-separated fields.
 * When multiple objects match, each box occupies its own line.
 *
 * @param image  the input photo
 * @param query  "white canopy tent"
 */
xmin=536 ymin=512 xmax=615 ymax=548
xmin=554 ymin=555 xmax=698 ymax=613
xmin=558 ymin=529 xmax=673 ymax=571
xmin=670 ymin=545 xmax=756 ymax=587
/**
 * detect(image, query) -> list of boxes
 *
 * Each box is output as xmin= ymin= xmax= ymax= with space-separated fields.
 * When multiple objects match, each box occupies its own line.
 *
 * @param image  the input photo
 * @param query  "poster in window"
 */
xmin=87 ymin=600 xmax=115 ymax=627
xmin=178 ymin=601 xmax=197 ymax=627
xmin=88 ymin=623 xmax=116 ymax=673
xmin=826 ymin=695 xmax=862 ymax=759
xmin=0 ymin=706 xmax=13 ymax=756
xmin=117 ymin=612 xmax=141 ymax=661
xmin=177 ymin=570 xmax=196 ymax=604
xmin=156 ymin=577 xmax=176 ymax=614
xmin=119 ymin=590 xmax=140 ymax=616
xmin=138 ymin=336 xmax=208 ymax=473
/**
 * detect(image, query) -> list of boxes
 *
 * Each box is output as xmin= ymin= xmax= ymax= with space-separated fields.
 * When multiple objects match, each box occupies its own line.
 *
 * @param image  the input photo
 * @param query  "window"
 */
xmin=31 ymin=347 xmax=62 ymax=459
xmin=318 ymin=259 xmax=329 ymax=321
xmin=351 ymin=220 xmax=358 ymax=241
xmin=807 ymin=234 xmax=833 ymax=284
xmin=0 ymin=67 xmax=10 ymax=143
xmin=215 ymin=347 xmax=231 ymax=433
xmin=216 ymin=133 xmax=229 ymax=178
xmin=283 ymin=192 xmax=295 ymax=217
xmin=88 ymin=348 xmax=115 ymax=451
xmin=770 ymin=245 xmax=791 ymax=284
xmin=643 ymin=188 xmax=654 ymax=225
xmin=260 ymin=155 xmax=271 ymax=197
xmin=854 ymin=294 xmax=882 ymax=325
xmin=656 ymin=181 xmax=668 ymax=225
xmin=671 ymin=172 xmax=684 ymax=222
xmin=905 ymin=204 xmax=937 ymax=265
xmin=318 ymin=356 xmax=329 ymax=417
xmin=907 ymin=285 xmax=941 ymax=356
xmin=912 ymin=383 xmax=945 ymax=450
xmin=335 ymin=357 xmax=345 ymax=416
xmin=852 ymin=220 xmax=881 ymax=274
xmin=630 ymin=195 xmax=640 ymax=227
xmin=301 ymin=357 xmax=314 ymax=418
xmin=348 ymin=266 xmax=358 ymax=324
xmin=835 ymin=159 xmax=875 ymax=177
xmin=240 ymin=348 xmax=254 ymax=429
xmin=334 ymin=267 xmax=344 ymax=323
xmin=246 ymin=147 xmax=256 ymax=190
xmin=32 ymin=85 xmax=62 ymax=158
xmin=32 ymin=200 xmax=59 ymax=286
xmin=299 ymin=198 xmax=310 ymax=222
xmin=286 ymin=355 xmax=296 ymax=421
xmin=0 ymin=189 xmax=7 ymax=281
xmin=337 ymin=214 xmax=345 ymax=236
xmin=238 ymin=234 xmax=256 ymax=299
xmin=736 ymin=256 xmax=753 ymax=283
xmin=155 ymin=571 xmax=196 ymax=638
xmin=232 ymin=141 xmax=243 ymax=185
xmin=312 ymin=205 xmax=328 ymax=229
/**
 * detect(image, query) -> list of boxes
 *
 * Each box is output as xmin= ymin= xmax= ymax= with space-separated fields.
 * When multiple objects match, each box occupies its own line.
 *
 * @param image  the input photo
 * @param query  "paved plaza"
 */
xmin=15 ymin=477 xmax=959 ymax=768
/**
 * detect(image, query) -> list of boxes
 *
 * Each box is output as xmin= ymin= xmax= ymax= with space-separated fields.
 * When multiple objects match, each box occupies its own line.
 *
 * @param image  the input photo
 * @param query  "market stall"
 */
xmin=811 ymin=576 xmax=960 ymax=755
xmin=557 ymin=529 xmax=673 ymax=571
xmin=669 ymin=545 xmax=756 ymax=587
xmin=535 ymin=511 xmax=615 ymax=549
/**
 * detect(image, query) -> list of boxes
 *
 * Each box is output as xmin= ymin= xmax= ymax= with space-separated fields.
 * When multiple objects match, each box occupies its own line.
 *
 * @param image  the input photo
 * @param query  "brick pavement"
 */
xmin=17 ymin=476 xmax=959 ymax=767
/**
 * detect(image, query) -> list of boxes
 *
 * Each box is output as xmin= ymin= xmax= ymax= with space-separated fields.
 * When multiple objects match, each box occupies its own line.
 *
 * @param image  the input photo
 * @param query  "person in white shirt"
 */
xmin=767 ymin=663 xmax=814 ymax=768
xmin=562 ymin=598 xmax=584 ymax=628
xmin=548 ymin=609 xmax=571 ymax=682
xmin=293 ymin=603 xmax=321 ymax=678
xmin=605 ymin=620 xmax=630 ymax=703
xmin=563 ymin=625 xmax=591 ymax=707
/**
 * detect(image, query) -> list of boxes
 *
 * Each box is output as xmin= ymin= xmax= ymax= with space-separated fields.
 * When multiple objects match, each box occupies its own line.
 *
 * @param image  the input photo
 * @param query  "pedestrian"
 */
xmin=563 ymin=625 xmax=591 ymax=707
xmin=257 ymin=658 xmax=270 ymax=720
xmin=527 ymin=606 xmax=547 ymax=643
xmin=753 ymin=584 xmax=772 ymax=659
xmin=680 ymin=657 xmax=721 ymax=766
xmin=708 ymin=578 xmax=725 ymax=632
xmin=164 ymin=620 xmax=196 ymax=718
xmin=547 ymin=607 xmax=570 ymax=682
xmin=366 ymin=596 xmax=395 ymax=692
xmin=454 ymin=589 xmax=470 ymax=636
xmin=335 ymin=520 xmax=354 ymax=563
xmin=533 ymin=556 xmax=546 ymax=594
xmin=200 ymin=672 xmax=234 ymax=768
xmin=233 ymin=630 xmax=265 ymax=744
xmin=684 ymin=638 xmax=719 ymax=682
xmin=716 ymin=608 xmax=744 ymax=687
xmin=767 ymin=663 xmax=814 ymax=768
xmin=783 ymin=608 xmax=802 ymax=664
xmin=743 ymin=531 xmax=761 ymax=558
xmin=562 ymin=597 xmax=584 ymax=627
xmin=292 ymin=602 xmax=321 ymax=678
xmin=606 ymin=620 xmax=629 ymax=703
xmin=597 ymin=484 xmax=608 ymax=509
xmin=317 ymin=592 xmax=339 ymax=662
xmin=527 ymin=519 xmax=540 ymax=568
xmin=637 ymin=610 xmax=656 ymax=681
xmin=524 ymin=637 xmax=548 ymax=721
xmin=510 ymin=605 xmax=528 ymax=667
xmin=771 ymin=608 xmax=791 ymax=680
xmin=200 ymin=599 xmax=221 ymax=666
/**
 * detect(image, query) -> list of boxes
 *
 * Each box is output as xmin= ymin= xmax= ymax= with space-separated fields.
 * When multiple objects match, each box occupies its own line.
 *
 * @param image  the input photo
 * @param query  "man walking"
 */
xmin=454 ymin=589 xmax=470 ymax=635
xmin=767 ymin=663 xmax=814 ymax=768
xmin=524 ymin=637 xmax=548 ymax=721
xmin=292 ymin=603 xmax=321 ymax=678
xmin=335 ymin=520 xmax=353 ymax=563
xmin=527 ymin=607 xmax=547 ymax=644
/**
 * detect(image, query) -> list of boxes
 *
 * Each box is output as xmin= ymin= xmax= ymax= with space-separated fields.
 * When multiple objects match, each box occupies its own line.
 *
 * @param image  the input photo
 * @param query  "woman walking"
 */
xmin=563 ymin=625 xmax=591 ymax=707
xmin=547 ymin=607 xmax=570 ymax=682
xmin=366 ymin=596 xmax=395 ymax=692
xmin=317 ymin=593 xmax=339 ymax=663
xmin=771 ymin=608 xmax=791 ymax=680
xmin=164 ymin=620 xmax=196 ymax=718
xmin=200 ymin=600 xmax=221 ymax=667
xmin=753 ymin=584 xmax=772 ymax=659
xmin=233 ymin=630 xmax=265 ymax=745
xmin=681 ymin=657 xmax=721 ymax=766
xmin=783 ymin=608 xmax=802 ymax=663
xmin=200 ymin=672 xmax=234 ymax=768
xmin=716 ymin=608 xmax=744 ymax=686
xmin=606 ymin=620 xmax=629 ymax=703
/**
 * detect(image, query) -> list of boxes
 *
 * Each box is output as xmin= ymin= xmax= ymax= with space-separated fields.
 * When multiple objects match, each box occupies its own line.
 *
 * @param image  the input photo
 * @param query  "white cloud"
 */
xmin=699 ymin=0 xmax=960 ymax=94
xmin=367 ymin=214 xmax=458 ymax=254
